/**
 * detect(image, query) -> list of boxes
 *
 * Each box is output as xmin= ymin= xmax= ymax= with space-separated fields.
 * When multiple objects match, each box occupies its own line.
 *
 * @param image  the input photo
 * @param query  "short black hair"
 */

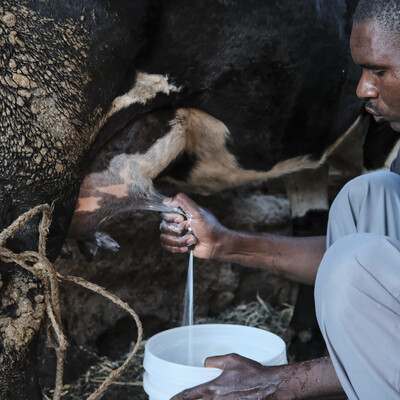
xmin=353 ymin=0 xmax=400 ymax=37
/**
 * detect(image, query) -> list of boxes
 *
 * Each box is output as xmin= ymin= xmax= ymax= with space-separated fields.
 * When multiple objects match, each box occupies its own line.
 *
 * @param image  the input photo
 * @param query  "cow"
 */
xmin=68 ymin=0 xmax=400 ymax=251
xmin=0 ymin=1 xmax=156 ymax=397
xmin=63 ymin=0 xmax=399 ymax=368
xmin=66 ymin=0 xmax=397 ymax=364
xmin=1 ymin=0 xmax=399 ymax=398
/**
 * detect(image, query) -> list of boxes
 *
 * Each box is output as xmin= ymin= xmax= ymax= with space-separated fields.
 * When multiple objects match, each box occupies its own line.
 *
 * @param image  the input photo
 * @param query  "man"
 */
xmin=160 ymin=0 xmax=400 ymax=398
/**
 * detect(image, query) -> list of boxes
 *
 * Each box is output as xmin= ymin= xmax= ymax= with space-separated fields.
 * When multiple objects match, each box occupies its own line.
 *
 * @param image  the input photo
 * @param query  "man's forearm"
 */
xmin=274 ymin=357 xmax=345 ymax=399
xmin=214 ymin=230 xmax=326 ymax=285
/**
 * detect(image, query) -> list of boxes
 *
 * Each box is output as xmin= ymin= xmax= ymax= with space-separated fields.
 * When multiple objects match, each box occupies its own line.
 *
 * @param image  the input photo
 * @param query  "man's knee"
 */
xmin=330 ymin=171 xmax=399 ymax=216
xmin=342 ymin=170 xmax=399 ymax=195
xmin=315 ymin=233 xmax=369 ymax=303
xmin=316 ymin=234 xmax=400 ymax=399
xmin=315 ymin=233 xmax=397 ymax=325
xmin=328 ymin=171 xmax=400 ymax=245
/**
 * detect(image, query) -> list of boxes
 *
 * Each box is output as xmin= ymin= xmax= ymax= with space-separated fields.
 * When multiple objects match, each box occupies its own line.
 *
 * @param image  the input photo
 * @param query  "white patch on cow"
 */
xmin=380 ymin=138 xmax=400 ymax=171
xmin=284 ymin=166 xmax=329 ymax=218
xmin=106 ymin=72 xmax=181 ymax=119
xmin=323 ymin=114 xmax=369 ymax=172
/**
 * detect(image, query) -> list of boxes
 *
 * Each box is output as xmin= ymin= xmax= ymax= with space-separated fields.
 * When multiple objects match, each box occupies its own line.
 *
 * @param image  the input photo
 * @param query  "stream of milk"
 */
xmin=138 ymin=196 xmax=195 ymax=365
xmin=182 ymin=250 xmax=194 ymax=365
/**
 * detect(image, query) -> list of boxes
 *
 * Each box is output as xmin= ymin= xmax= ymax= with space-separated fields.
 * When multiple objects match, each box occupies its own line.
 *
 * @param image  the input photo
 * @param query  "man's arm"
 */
xmin=160 ymin=193 xmax=326 ymax=285
xmin=170 ymin=354 xmax=345 ymax=400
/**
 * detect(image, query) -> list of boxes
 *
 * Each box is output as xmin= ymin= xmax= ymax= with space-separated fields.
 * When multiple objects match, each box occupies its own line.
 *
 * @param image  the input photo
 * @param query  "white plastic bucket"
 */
xmin=143 ymin=324 xmax=287 ymax=400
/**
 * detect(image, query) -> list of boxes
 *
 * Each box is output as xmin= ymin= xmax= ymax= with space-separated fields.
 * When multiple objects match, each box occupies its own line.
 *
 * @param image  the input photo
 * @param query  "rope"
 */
xmin=0 ymin=204 xmax=143 ymax=400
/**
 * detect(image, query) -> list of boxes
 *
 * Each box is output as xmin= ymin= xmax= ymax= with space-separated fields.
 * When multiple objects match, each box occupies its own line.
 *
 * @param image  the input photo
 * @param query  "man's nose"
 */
xmin=356 ymin=70 xmax=379 ymax=99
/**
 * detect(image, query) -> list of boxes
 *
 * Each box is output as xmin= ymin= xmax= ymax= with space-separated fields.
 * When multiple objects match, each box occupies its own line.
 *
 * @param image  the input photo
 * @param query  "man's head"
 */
xmin=351 ymin=0 xmax=400 ymax=132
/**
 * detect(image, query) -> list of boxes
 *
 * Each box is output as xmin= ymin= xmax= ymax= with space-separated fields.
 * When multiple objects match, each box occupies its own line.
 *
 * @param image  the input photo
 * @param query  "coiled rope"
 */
xmin=0 ymin=204 xmax=143 ymax=400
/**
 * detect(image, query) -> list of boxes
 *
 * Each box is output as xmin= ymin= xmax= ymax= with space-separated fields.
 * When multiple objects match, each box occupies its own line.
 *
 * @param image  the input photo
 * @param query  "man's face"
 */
xmin=350 ymin=20 xmax=400 ymax=132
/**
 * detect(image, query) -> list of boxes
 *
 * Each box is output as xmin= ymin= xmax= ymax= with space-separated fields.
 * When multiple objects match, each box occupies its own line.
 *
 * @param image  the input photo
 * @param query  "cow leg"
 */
xmin=0 ymin=265 xmax=45 ymax=399
xmin=284 ymin=166 xmax=329 ymax=360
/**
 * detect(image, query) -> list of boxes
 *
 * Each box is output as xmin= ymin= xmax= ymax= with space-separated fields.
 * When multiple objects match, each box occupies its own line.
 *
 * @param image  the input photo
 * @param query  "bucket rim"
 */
xmin=143 ymin=323 xmax=286 ymax=375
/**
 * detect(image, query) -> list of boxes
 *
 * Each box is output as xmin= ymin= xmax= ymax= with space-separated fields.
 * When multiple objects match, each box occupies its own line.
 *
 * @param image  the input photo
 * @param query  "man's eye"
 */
xmin=372 ymin=70 xmax=385 ymax=77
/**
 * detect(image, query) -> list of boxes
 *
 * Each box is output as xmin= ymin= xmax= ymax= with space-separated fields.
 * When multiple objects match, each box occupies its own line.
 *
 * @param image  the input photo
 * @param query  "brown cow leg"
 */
xmin=288 ymin=210 xmax=329 ymax=361
xmin=0 ymin=265 xmax=45 ymax=399
xmin=284 ymin=167 xmax=329 ymax=361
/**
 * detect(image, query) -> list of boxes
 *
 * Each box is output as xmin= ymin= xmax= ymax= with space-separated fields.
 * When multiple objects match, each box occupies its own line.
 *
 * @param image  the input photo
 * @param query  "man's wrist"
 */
xmin=211 ymin=226 xmax=235 ymax=260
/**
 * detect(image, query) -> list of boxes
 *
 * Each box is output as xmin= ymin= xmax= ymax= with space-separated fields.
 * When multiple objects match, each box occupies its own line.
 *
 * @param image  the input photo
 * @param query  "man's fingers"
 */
xmin=161 ymin=212 xmax=185 ymax=223
xmin=164 ymin=193 xmax=201 ymax=218
xmin=204 ymin=354 xmax=238 ymax=369
xmin=161 ymin=243 xmax=189 ymax=254
xmin=170 ymin=382 xmax=213 ymax=400
xmin=160 ymin=232 xmax=194 ymax=247
xmin=160 ymin=220 xmax=188 ymax=236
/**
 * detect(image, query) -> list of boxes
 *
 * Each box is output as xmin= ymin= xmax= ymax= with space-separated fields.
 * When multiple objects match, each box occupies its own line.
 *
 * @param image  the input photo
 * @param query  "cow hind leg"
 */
xmin=284 ymin=166 xmax=329 ymax=360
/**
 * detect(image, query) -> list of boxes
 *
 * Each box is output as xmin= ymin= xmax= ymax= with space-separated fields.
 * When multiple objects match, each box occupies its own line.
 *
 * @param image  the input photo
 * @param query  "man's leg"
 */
xmin=315 ymin=171 xmax=400 ymax=399
xmin=327 ymin=170 xmax=400 ymax=245
xmin=315 ymin=233 xmax=400 ymax=399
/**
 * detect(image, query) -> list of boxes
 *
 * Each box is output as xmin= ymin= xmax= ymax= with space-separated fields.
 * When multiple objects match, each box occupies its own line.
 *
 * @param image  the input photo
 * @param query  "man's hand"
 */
xmin=160 ymin=193 xmax=326 ymax=285
xmin=160 ymin=193 xmax=230 ymax=259
xmin=170 ymin=353 xmax=281 ymax=400
xmin=169 ymin=354 xmax=345 ymax=400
